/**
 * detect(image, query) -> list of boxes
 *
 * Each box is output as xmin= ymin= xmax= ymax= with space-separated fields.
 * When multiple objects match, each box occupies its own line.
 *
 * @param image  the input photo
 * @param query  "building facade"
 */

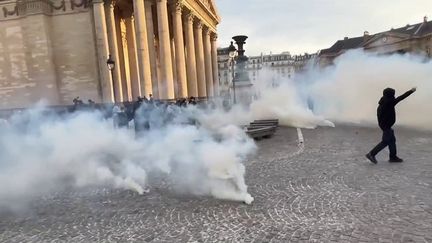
xmin=0 ymin=0 xmax=220 ymax=109
xmin=319 ymin=16 xmax=432 ymax=67
xmin=218 ymin=50 xmax=316 ymax=93
xmin=216 ymin=46 xmax=231 ymax=94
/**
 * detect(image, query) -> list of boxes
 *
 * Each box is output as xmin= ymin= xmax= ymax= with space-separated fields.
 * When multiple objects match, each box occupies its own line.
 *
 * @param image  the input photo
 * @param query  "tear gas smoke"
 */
xmin=306 ymin=50 xmax=432 ymax=130
xmin=1 ymin=50 xmax=429 ymax=210
xmin=249 ymin=71 xmax=335 ymax=129
xmin=0 ymin=105 xmax=255 ymax=211
xmin=242 ymin=50 xmax=432 ymax=130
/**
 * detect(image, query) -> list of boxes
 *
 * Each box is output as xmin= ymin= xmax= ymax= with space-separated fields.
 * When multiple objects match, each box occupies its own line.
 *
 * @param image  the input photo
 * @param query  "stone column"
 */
xmin=210 ymin=33 xmax=219 ymax=96
xmin=194 ymin=20 xmax=206 ymax=97
xmin=170 ymin=38 xmax=178 ymax=96
xmin=92 ymin=0 xmax=113 ymax=102
xmin=105 ymin=0 xmax=123 ymax=101
xmin=115 ymin=17 xmax=130 ymax=101
xmin=125 ymin=17 xmax=141 ymax=100
xmin=133 ymin=0 xmax=153 ymax=98
xmin=203 ymin=27 xmax=213 ymax=97
xmin=144 ymin=0 xmax=159 ymax=98
xmin=156 ymin=0 xmax=175 ymax=99
xmin=172 ymin=1 xmax=187 ymax=98
xmin=184 ymin=12 xmax=198 ymax=97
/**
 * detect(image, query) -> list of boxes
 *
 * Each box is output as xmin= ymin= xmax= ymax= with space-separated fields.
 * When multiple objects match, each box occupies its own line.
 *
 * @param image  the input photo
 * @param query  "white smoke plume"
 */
xmin=233 ymin=50 xmax=432 ymax=130
xmin=1 ymin=50 xmax=429 ymax=211
xmin=249 ymin=69 xmax=335 ymax=129
xmin=306 ymin=50 xmax=432 ymax=130
xmin=0 ymin=105 xmax=255 ymax=211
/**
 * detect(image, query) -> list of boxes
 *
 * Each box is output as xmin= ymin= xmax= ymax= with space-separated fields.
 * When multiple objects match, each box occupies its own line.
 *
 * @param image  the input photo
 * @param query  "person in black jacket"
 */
xmin=366 ymin=87 xmax=416 ymax=164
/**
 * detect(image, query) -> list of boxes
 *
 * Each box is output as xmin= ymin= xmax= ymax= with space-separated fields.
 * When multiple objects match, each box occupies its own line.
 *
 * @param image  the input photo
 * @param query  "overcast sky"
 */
xmin=216 ymin=0 xmax=432 ymax=56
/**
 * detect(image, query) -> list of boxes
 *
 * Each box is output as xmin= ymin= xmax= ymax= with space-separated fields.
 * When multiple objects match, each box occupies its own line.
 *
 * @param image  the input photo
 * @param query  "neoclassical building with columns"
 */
xmin=0 ymin=0 xmax=220 ymax=109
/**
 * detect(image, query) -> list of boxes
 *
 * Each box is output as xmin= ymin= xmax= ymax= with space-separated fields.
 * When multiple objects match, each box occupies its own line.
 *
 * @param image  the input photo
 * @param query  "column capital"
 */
xmin=203 ymin=26 xmax=211 ymax=35
xmin=210 ymin=32 xmax=218 ymax=41
xmin=185 ymin=11 xmax=195 ymax=22
xmin=194 ymin=20 xmax=203 ymax=29
xmin=173 ymin=0 xmax=184 ymax=14
xmin=105 ymin=0 xmax=116 ymax=8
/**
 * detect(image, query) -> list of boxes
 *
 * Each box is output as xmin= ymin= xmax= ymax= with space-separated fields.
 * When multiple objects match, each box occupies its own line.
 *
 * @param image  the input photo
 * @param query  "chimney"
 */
xmin=363 ymin=31 xmax=370 ymax=41
xmin=344 ymin=37 xmax=348 ymax=40
xmin=424 ymin=16 xmax=428 ymax=23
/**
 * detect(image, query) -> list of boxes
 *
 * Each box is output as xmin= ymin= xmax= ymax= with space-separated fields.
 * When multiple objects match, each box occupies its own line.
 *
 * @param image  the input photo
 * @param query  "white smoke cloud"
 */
xmin=0 ymin=106 xmax=256 ymax=211
xmin=1 ymin=50 xmax=429 ymax=211
xmin=249 ymin=68 xmax=334 ymax=128
xmin=306 ymin=50 xmax=432 ymax=129
xmin=231 ymin=50 xmax=431 ymax=131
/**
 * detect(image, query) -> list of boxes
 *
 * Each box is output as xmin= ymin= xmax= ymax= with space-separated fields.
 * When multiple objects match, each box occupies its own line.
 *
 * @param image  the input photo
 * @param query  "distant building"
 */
xmin=217 ymin=49 xmax=317 ymax=90
xmin=217 ymin=46 xmax=233 ymax=95
xmin=319 ymin=16 xmax=432 ymax=67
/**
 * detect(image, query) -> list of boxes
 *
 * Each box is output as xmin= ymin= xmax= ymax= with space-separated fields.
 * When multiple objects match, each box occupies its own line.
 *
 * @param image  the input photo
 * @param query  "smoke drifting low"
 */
xmin=307 ymin=51 xmax=432 ymax=130
xmin=248 ymin=50 xmax=432 ymax=130
xmin=249 ymin=72 xmax=334 ymax=129
xmin=1 ymin=50 xmax=430 ymax=211
xmin=0 ymin=106 xmax=255 ymax=211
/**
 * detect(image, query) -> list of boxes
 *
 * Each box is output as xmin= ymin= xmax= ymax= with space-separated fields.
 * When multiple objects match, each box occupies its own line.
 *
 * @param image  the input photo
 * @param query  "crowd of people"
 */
xmin=121 ymin=95 xmax=201 ymax=135
xmin=0 ymin=94 xmax=210 ymax=135
xmin=70 ymin=94 xmax=205 ymax=135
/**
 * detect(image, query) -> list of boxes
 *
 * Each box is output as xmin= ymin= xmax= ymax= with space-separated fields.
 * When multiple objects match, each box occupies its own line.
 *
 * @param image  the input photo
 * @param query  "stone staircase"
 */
xmin=245 ymin=119 xmax=279 ymax=140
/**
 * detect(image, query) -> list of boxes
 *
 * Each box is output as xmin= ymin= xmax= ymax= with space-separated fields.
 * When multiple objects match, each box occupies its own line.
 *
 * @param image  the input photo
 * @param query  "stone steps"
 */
xmin=245 ymin=119 xmax=279 ymax=140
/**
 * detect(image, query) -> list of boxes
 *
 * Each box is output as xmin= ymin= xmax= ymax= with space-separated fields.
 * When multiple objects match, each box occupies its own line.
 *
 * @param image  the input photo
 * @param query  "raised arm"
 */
xmin=395 ymin=87 xmax=416 ymax=105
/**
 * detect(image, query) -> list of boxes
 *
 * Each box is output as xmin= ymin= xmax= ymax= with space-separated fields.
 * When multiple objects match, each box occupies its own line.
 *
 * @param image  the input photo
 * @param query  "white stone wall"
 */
xmin=50 ymin=12 xmax=100 ymax=104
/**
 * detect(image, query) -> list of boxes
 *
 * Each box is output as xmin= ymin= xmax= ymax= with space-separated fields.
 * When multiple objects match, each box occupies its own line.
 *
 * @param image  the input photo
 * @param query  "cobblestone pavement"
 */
xmin=1 ymin=125 xmax=432 ymax=242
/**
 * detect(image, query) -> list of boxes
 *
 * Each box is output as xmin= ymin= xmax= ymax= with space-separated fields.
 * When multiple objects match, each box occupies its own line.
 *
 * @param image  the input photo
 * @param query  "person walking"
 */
xmin=366 ymin=87 xmax=416 ymax=164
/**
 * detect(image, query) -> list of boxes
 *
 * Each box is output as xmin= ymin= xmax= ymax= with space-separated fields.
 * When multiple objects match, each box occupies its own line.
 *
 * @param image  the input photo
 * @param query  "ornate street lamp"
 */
xmin=106 ymin=54 xmax=116 ymax=102
xmin=227 ymin=41 xmax=237 ymax=104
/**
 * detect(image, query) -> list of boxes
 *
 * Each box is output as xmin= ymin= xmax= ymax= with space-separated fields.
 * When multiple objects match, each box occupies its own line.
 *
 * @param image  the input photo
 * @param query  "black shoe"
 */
xmin=366 ymin=153 xmax=377 ymax=164
xmin=389 ymin=157 xmax=403 ymax=163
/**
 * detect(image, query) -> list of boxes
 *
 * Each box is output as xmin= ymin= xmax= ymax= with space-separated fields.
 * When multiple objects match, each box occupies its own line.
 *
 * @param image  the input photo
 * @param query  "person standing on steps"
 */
xmin=366 ymin=87 xmax=417 ymax=164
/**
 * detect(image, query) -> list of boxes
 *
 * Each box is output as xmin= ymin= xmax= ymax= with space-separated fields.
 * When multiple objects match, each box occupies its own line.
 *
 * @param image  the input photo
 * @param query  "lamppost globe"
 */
xmin=107 ymin=55 xmax=115 ymax=71
xmin=106 ymin=54 xmax=116 ymax=102
xmin=228 ymin=41 xmax=237 ymax=58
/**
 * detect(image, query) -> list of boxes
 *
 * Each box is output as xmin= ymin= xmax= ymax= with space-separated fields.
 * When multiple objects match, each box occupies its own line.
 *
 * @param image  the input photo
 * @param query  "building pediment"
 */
xmin=184 ymin=0 xmax=220 ymax=32
xmin=202 ymin=0 xmax=220 ymax=21
xmin=363 ymin=32 xmax=408 ymax=48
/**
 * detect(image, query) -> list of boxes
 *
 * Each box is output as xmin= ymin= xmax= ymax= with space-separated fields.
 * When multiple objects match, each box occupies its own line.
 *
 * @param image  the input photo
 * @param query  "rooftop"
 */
xmin=320 ymin=17 xmax=432 ymax=56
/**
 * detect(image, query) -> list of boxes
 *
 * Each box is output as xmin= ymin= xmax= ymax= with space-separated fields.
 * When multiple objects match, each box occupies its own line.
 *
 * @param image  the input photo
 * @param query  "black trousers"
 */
xmin=370 ymin=128 xmax=397 ymax=158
